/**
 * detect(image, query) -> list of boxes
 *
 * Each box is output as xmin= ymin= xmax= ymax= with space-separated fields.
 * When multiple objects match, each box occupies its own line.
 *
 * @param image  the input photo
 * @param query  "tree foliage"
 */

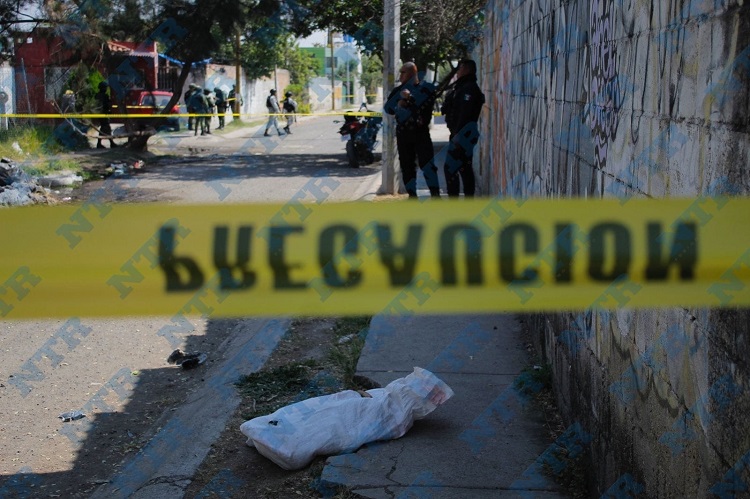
xmin=293 ymin=0 xmax=485 ymax=71
xmin=360 ymin=53 xmax=382 ymax=104
xmin=279 ymin=37 xmax=318 ymax=87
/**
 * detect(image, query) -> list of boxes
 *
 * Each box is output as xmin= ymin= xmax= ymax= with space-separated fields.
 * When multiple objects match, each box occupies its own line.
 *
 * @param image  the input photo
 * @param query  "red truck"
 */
xmin=111 ymin=89 xmax=181 ymax=131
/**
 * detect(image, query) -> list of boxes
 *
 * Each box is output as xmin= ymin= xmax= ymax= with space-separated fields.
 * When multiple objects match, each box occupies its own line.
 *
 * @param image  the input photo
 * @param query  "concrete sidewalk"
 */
xmin=316 ymin=123 xmax=570 ymax=497
xmin=317 ymin=314 xmax=568 ymax=498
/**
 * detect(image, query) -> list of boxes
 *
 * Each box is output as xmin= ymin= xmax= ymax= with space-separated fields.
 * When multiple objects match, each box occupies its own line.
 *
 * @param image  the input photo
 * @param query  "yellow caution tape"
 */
xmin=0 ymin=111 xmax=387 ymax=119
xmin=1 ymin=197 xmax=748 ymax=319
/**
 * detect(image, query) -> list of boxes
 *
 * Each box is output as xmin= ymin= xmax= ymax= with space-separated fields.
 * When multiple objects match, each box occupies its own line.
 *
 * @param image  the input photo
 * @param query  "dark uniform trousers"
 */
xmin=445 ymin=131 xmax=477 ymax=197
xmin=397 ymin=127 xmax=440 ymax=198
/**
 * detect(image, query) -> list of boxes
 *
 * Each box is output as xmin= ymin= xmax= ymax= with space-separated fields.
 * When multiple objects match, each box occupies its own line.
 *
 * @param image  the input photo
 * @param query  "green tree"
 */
xmin=294 ymin=0 xmax=485 ymax=74
xmin=106 ymin=0 xmax=150 ymax=41
xmin=280 ymin=38 xmax=318 ymax=87
xmin=360 ymin=53 xmax=382 ymax=104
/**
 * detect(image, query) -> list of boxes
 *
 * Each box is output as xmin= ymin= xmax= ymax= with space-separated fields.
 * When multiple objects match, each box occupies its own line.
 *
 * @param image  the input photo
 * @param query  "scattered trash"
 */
xmin=109 ymin=162 xmax=128 ymax=176
xmin=108 ymin=160 xmax=145 ymax=177
xmin=0 ymin=159 xmax=55 ymax=206
xmin=11 ymin=141 xmax=23 ymax=154
xmin=59 ymin=411 xmax=86 ymax=422
xmin=240 ymin=367 xmax=454 ymax=470
xmin=37 ymin=171 xmax=83 ymax=188
xmin=167 ymin=349 xmax=208 ymax=370
xmin=337 ymin=334 xmax=355 ymax=345
xmin=167 ymin=349 xmax=183 ymax=364
xmin=533 ymin=365 xmax=543 ymax=370
xmin=131 ymin=370 xmax=140 ymax=376
xmin=181 ymin=353 xmax=208 ymax=369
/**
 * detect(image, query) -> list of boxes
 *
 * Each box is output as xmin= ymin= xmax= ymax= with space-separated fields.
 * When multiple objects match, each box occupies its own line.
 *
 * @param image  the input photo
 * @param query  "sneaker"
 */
xmin=264 ymin=131 xmax=271 ymax=137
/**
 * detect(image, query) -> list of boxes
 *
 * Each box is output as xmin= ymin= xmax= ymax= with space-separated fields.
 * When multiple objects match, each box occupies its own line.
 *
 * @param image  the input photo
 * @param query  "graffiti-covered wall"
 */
xmin=477 ymin=0 xmax=750 ymax=495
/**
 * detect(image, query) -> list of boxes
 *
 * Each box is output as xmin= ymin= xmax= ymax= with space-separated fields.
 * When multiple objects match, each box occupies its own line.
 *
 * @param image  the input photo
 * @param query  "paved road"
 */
xmin=0 ymin=113 xmax=384 ymax=496
xmin=124 ymin=113 xmax=383 ymax=203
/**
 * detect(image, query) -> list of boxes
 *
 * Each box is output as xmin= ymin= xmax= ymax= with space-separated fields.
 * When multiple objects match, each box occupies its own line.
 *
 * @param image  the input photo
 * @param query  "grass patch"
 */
xmin=225 ymin=117 xmax=265 ymax=130
xmin=514 ymin=363 xmax=553 ymax=396
xmin=0 ymin=124 xmax=92 ymax=178
xmin=328 ymin=316 xmax=370 ymax=389
xmin=0 ymin=125 xmax=59 ymax=159
xmin=22 ymin=158 xmax=83 ymax=177
xmin=236 ymin=360 xmax=320 ymax=420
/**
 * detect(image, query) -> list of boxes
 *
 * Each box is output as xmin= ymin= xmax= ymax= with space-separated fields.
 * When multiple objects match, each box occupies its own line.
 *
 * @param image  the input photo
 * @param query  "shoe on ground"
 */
xmin=264 ymin=131 xmax=270 ymax=137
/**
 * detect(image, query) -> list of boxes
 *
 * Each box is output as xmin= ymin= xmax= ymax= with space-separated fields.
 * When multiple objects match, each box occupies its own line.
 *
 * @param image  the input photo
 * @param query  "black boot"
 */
xmin=264 ymin=130 xmax=270 ymax=137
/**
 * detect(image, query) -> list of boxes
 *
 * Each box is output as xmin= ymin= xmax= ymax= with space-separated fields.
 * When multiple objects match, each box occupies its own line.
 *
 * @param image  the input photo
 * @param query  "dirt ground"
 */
xmin=182 ymin=316 xmax=372 ymax=499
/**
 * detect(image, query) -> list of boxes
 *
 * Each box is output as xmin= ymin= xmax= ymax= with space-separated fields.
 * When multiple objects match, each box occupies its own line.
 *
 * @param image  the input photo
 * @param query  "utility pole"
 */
xmin=329 ymin=29 xmax=335 ymax=111
xmin=234 ymin=29 xmax=241 ymax=119
xmin=382 ymin=0 xmax=400 ymax=194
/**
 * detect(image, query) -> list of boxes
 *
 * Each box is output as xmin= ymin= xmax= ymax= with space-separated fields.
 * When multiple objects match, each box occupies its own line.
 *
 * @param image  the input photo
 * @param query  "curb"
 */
xmin=91 ymin=318 xmax=291 ymax=498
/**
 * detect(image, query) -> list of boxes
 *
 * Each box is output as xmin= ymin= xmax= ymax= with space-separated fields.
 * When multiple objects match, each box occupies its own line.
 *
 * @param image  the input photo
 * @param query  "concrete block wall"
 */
xmin=477 ymin=0 xmax=750 ymax=495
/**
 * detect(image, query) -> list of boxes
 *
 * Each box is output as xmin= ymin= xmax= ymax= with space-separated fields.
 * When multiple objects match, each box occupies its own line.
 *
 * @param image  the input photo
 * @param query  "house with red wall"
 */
xmin=13 ymin=28 xmax=159 ymax=115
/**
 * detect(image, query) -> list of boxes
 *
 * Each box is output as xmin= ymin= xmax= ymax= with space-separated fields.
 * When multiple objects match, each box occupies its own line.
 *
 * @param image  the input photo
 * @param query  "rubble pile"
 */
xmin=0 ymin=158 xmax=55 ymax=207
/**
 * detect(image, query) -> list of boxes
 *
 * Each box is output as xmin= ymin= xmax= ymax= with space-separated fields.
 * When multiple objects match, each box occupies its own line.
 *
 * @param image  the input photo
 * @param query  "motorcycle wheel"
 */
xmin=346 ymin=140 xmax=359 ymax=168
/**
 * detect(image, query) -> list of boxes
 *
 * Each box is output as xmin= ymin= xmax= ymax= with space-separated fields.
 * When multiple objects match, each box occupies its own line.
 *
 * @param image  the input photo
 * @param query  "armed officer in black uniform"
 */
xmin=441 ymin=59 xmax=485 ymax=197
xmin=384 ymin=62 xmax=441 ymax=198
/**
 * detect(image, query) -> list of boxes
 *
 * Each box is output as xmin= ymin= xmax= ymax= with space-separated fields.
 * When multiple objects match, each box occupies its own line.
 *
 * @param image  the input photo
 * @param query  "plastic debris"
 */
xmin=167 ymin=349 xmax=208 ymax=370
xmin=109 ymin=162 xmax=128 ymax=176
xmin=337 ymin=334 xmax=355 ymax=344
xmin=59 ymin=411 xmax=86 ymax=422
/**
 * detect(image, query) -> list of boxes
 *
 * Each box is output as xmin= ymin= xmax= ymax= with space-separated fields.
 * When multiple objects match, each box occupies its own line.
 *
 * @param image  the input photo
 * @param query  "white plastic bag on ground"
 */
xmin=240 ymin=367 xmax=454 ymax=470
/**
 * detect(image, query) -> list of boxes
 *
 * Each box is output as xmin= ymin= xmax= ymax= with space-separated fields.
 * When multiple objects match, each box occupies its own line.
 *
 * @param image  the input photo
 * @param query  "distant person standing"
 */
xmin=264 ymin=89 xmax=284 ymax=136
xmin=228 ymin=84 xmax=243 ymax=119
xmin=215 ymin=87 xmax=227 ymax=129
xmin=203 ymin=88 xmax=216 ymax=134
xmin=95 ymin=81 xmax=117 ymax=149
xmin=441 ymin=59 xmax=485 ymax=197
xmin=189 ymin=86 xmax=208 ymax=136
xmin=184 ymin=83 xmax=198 ymax=131
xmin=282 ymin=91 xmax=297 ymax=134
xmin=61 ymin=89 xmax=76 ymax=114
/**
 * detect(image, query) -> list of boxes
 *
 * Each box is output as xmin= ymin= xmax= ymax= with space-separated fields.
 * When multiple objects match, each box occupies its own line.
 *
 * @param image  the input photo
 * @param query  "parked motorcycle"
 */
xmin=336 ymin=103 xmax=383 ymax=168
